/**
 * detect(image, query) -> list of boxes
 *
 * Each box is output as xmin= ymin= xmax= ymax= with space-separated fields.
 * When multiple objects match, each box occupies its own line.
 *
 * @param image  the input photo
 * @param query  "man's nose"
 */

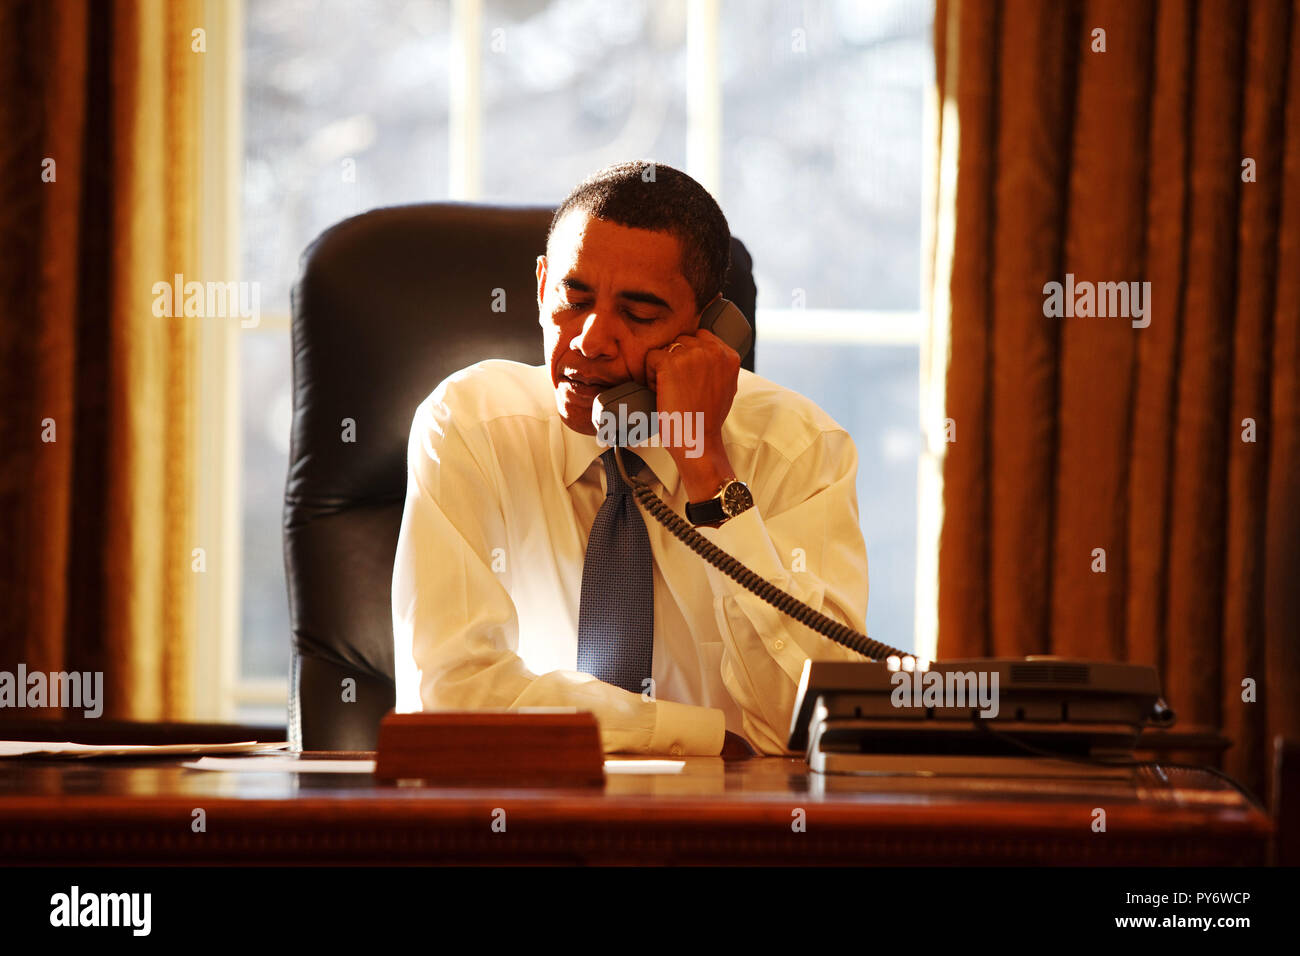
xmin=570 ymin=308 xmax=619 ymax=359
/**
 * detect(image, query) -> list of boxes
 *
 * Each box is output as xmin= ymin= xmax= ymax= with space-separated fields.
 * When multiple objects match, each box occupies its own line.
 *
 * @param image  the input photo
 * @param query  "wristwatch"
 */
xmin=686 ymin=478 xmax=754 ymax=527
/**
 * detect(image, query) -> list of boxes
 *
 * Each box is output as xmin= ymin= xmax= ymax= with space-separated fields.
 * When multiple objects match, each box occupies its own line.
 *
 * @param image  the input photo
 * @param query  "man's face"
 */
xmin=537 ymin=210 xmax=702 ymax=435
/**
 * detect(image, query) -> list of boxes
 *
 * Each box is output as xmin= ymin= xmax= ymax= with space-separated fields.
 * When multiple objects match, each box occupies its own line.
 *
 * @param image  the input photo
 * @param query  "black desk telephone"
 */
xmin=590 ymin=295 xmax=906 ymax=663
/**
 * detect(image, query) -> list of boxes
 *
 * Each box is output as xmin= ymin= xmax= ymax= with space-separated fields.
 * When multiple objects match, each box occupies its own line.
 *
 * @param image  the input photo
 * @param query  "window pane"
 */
xmin=756 ymin=337 xmax=920 ymax=646
xmin=481 ymin=0 xmax=687 ymax=202
xmin=721 ymin=0 xmax=932 ymax=309
xmin=243 ymin=0 xmax=451 ymax=314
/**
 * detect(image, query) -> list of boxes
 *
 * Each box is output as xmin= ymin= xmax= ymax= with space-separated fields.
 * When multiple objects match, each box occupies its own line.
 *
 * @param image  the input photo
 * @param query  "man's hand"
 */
xmin=643 ymin=326 xmax=741 ymax=502
xmin=720 ymin=730 xmax=756 ymax=759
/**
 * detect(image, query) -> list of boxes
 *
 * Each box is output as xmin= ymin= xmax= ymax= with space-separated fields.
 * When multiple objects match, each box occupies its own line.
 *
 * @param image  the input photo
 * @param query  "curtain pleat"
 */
xmin=1164 ymin=0 xmax=1246 ymax=757
xmin=0 ymin=0 xmax=87 ymax=678
xmin=1127 ymin=0 xmax=1195 ymax=691
xmin=100 ymin=0 xmax=199 ymax=717
xmin=1264 ymin=4 xmax=1300 ymax=790
xmin=1222 ymin=0 xmax=1290 ymax=799
xmin=988 ymin=0 xmax=1076 ymax=658
xmin=1052 ymin=0 xmax=1153 ymax=661
xmin=936 ymin=0 xmax=1000 ymax=657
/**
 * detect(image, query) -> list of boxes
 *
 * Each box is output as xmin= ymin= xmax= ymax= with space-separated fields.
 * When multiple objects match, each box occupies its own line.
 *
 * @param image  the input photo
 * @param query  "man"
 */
xmin=392 ymin=161 xmax=869 ymax=756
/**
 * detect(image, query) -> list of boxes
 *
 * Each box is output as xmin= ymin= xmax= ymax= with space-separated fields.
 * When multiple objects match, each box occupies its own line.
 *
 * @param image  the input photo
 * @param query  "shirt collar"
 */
xmin=558 ymin=409 xmax=682 ymax=497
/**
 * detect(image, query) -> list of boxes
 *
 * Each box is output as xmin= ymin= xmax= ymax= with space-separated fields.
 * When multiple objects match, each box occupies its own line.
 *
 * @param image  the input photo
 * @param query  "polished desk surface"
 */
xmin=0 ymin=753 xmax=1270 ymax=865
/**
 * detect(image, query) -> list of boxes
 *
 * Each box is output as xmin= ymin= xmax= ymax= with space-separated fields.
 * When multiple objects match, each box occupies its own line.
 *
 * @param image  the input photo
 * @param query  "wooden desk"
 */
xmin=0 ymin=754 xmax=1270 ymax=865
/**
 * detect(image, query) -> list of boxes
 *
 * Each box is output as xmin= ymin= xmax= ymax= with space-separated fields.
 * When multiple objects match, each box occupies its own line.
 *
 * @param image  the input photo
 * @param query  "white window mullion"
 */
xmin=686 ymin=0 xmax=722 ymax=199
xmin=757 ymin=309 xmax=923 ymax=346
xmin=450 ymin=0 xmax=484 ymax=199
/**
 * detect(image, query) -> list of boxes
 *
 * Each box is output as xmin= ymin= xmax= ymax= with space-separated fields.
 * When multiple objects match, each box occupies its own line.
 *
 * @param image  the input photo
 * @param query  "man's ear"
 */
xmin=535 ymin=255 xmax=547 ymax=312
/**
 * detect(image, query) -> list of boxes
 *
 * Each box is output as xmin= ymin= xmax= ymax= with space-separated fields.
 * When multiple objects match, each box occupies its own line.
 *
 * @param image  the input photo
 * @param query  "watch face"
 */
xmin=721 ymin=480 xmax=753 ymax=516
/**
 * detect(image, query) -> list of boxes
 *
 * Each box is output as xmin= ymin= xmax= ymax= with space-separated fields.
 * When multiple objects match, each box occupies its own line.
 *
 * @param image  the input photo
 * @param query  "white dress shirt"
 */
xmin=391 ymin=360 xmax=870 ymax=755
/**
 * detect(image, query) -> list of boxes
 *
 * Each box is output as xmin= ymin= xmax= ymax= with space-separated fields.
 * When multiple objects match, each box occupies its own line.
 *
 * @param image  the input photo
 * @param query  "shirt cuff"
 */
xmin=649 ymin=699 xmax=727 ymax=756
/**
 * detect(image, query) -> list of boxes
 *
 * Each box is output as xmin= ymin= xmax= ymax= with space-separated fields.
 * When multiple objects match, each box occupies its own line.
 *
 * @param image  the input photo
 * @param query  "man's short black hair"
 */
xmin=548 ymin=161 xmax=731 ymax=312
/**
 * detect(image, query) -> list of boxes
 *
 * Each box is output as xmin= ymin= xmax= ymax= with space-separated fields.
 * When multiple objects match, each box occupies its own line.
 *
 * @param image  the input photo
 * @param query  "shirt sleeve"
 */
xmin=693 ymin=427 xmax=871 ymax=755
xmin=392 ymin=392 xmax=726 ymax=757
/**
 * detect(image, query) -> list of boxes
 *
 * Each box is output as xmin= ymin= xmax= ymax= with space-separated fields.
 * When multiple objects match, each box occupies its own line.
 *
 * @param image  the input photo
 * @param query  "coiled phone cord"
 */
xmin=614 ymin=446 xmax=910 ymax=662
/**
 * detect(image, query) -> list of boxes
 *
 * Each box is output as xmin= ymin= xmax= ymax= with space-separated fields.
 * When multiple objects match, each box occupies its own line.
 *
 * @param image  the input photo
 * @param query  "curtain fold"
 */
xmin=1264 ymin=1 xmax=1300 ymax=784
xmin=931 ymin=0 xmax=1300 ymax=806
xmin=0 ymin=0 xmax=200 ymax=719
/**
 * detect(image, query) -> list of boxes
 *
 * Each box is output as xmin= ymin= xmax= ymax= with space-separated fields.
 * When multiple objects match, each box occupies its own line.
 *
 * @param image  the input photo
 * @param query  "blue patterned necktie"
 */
xmin=576 ymin=448 xmax=654 ymax=695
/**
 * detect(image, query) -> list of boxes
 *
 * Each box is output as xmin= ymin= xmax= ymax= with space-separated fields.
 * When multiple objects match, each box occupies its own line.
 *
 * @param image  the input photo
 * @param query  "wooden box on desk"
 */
xmin=374 ymin=710 xmax=605 ymax=787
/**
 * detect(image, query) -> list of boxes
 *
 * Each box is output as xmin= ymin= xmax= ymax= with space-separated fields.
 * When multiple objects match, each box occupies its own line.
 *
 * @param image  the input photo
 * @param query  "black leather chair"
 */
xmin=284 ymin=202 xmax=758 ymax=751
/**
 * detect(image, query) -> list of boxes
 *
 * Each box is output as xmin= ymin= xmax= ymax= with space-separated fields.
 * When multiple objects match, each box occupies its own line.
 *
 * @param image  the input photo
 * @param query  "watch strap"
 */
xmin=686 ymin=496 xmax=726 ymax=525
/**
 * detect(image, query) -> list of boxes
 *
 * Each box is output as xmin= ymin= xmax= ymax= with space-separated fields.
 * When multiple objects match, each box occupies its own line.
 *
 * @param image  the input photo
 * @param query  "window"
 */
xmin=226 ymin=0 xmax=933 ymax=720
xmin=718 ymin=0 xmax=930 ymax=654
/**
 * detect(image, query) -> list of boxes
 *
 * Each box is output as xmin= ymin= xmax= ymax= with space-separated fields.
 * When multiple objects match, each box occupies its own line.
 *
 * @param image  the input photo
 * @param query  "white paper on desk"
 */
xmin=603 ymin=759 xmax=685 ymax=774
xmin=183 ymin=756 xmax=376 ymax=773
xmin=0 ymin=740 xmax=290 ymax=758
xmin=183 ymin=757 xmax=686 ymax=775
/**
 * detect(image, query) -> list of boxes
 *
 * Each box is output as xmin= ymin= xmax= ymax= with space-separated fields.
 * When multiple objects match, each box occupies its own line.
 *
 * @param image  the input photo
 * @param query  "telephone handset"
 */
xmin=586 ymin=295 xmax=907 ymax=664
xmin=590 ymin=296 xmax=755 ymax=444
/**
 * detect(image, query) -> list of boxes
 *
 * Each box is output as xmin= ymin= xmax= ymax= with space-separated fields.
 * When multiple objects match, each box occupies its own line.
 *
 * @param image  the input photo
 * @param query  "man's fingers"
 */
xmin=644 ymin=335 xmax=691 ymax=388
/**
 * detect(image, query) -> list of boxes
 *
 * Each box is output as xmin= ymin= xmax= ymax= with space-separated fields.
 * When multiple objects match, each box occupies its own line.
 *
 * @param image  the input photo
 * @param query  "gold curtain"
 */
xmin=0 ymin=0 xmax=200 ymax=719
xmin=929 ymin=0 xmax=1300 ymax=806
